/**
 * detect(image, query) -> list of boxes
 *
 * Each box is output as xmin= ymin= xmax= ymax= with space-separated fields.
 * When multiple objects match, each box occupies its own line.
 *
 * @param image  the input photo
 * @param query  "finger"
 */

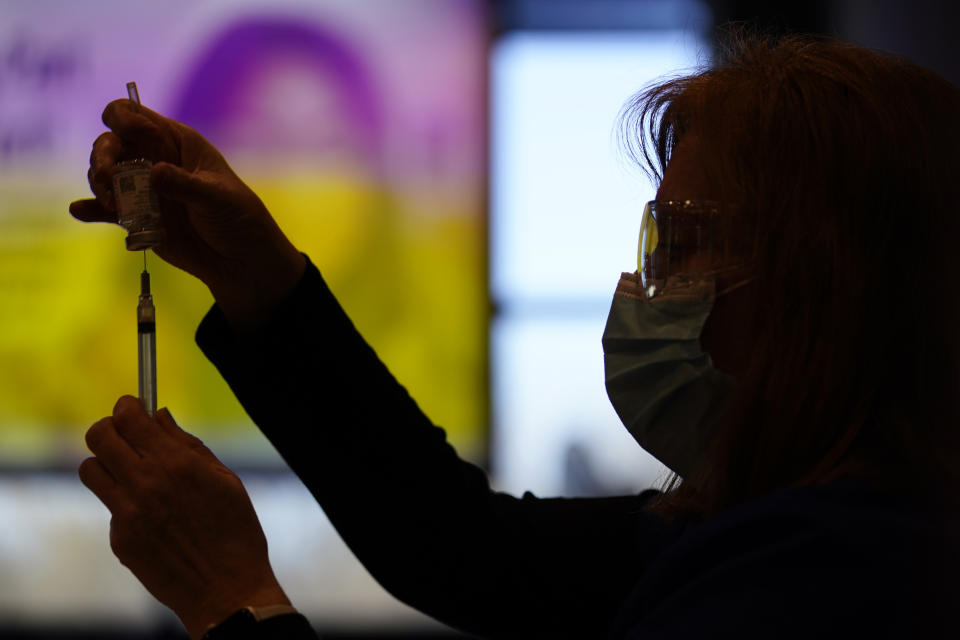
xmin=113 ymin=395 xmax=163 ymax=454
xmin=101 ymin=99 xmax=179 ymax=162
xmin=85 ymin=416 xmax=142 ymax=481
xmin=103 ymin=98 xmax=172 ymax=130
xmin=154 ymin=407 xmax=180 ymax=437
xmin=90 ymin=131 xmax=125 ymax=177
xmin=88 ymin=131 xmax=125 ymax=207
xmin=78 ymin=457 xmax=129 ymax=513
xmin=151 ymin=163 xmax=227 ymax=207
xmin=155 ymin=407 xmax=215 ymax=457
xmin=69 ymin=198 xmax=118 ymax=224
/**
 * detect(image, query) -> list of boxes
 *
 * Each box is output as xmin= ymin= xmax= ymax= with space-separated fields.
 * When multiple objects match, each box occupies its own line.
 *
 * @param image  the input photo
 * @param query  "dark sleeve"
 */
xmin=196 ymin=257 xmax=675 ymax=639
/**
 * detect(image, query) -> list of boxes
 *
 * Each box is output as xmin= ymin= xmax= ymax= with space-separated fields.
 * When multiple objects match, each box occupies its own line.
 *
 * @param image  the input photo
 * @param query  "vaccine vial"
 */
xmin=113 ymin=158 xmax=165 ymax=250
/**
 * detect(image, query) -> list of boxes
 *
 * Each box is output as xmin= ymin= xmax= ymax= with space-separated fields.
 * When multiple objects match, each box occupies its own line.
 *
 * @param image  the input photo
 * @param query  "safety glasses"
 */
xmin=639 ymin=200 xmax=755 ymax=300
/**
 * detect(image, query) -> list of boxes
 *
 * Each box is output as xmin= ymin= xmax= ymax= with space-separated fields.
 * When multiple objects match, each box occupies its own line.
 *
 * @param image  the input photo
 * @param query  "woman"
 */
xmin=71 ymin=29 xmax=960 ymax=639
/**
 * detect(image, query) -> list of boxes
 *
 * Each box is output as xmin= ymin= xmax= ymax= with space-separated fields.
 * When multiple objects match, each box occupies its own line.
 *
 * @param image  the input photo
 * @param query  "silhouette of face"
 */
xmin=657 ymin=135 xmax=756 ymax=375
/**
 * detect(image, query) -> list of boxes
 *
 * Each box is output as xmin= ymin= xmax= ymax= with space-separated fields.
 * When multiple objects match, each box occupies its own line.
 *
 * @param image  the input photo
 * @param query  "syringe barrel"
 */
xmin=138 ymin=326 xmax=157 ymax=418
xmin=137 ymin=269 xmax=157 ymax=418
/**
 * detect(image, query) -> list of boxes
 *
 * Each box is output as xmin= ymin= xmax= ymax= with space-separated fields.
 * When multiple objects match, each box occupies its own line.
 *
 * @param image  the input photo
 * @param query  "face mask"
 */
xmin=602 ymin=271 xmax=733 ymax=479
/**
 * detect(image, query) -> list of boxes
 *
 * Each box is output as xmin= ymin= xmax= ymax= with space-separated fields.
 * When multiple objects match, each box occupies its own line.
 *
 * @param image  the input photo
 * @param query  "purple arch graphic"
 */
xmin=170 ymin=15 xmax=384 ymax=161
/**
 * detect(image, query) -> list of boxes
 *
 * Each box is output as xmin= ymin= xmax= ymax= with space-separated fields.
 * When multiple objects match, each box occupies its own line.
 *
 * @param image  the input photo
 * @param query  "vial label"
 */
xmin=113 ymin=161 xmax=162 ymax=234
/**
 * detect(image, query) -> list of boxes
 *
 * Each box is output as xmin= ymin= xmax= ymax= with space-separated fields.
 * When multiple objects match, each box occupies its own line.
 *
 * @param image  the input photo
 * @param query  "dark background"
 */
xmin=7 ymin=1 xmax=957 ymax=638
xmin=492 ymin=0 xmax=960 ymax=86
xmin=715 ymin=0 xmax=960 ymax=86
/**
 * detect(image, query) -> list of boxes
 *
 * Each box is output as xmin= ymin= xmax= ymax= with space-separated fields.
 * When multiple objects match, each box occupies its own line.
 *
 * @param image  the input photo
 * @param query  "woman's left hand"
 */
xmin=79 ymin=396 xmax=291 ymax=639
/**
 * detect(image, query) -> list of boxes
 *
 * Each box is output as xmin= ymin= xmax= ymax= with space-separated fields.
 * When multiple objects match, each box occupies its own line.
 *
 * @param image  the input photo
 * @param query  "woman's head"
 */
xmin=621 ymin=26 xmax=960 ymax=516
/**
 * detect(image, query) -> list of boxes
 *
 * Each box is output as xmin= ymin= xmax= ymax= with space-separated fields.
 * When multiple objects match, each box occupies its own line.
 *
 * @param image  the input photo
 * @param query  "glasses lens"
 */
xmin=638 ymin=201 xmax=751 ymax=299
xmin=638 ymin=202 xmax=660 ymax=297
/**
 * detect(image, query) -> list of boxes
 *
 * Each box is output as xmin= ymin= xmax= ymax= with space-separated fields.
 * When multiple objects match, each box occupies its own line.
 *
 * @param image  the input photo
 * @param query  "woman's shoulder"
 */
xmin=612 ymin=478 xmax=958 ymax=638
xmin=674 ymin=476 xmax=956 ymax=587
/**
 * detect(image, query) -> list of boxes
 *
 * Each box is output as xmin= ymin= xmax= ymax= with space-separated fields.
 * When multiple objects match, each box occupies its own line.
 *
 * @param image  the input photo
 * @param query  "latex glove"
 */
xmin=79 ymin=396 xmax=291 ymax=639
xmin=69 ymin=99 xmax=305 ymax=332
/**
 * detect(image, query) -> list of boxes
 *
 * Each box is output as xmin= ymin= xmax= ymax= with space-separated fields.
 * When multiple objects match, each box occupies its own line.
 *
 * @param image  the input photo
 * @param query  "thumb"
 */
xmin=70 ymin=198 xmax=118 ymax=224
xmin=151 ymin=162 xmax=225 ymax=207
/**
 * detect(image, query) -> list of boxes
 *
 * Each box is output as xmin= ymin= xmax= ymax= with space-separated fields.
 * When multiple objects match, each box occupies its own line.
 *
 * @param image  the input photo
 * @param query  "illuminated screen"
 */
xmin=490 ymin=30 xmax=706 ymax=497
xmin=0 ymin=0 xmax=487 ymax=467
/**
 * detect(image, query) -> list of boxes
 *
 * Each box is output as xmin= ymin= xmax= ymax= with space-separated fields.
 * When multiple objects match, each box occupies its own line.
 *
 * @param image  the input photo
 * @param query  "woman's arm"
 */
xmin=197 ymin=257 xmax=676 ymax=639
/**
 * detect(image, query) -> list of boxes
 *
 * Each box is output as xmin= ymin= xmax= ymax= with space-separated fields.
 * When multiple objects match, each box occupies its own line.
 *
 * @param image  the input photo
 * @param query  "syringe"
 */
xmin=124 ymin=80 xmax=158 ymax=417
xmin=137 ymin=264 xmax=157 ymax=418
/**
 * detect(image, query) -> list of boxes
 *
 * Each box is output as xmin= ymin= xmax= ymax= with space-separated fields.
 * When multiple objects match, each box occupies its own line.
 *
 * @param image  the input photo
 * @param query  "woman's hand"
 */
xmin=69 ymin=100 xmax=305 ymax=331
xmin=79 ymin=396 xmax=291 ymax=639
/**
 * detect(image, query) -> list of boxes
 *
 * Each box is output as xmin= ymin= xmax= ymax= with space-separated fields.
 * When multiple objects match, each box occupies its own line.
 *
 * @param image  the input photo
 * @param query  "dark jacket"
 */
xmin=197 ymin=257 xmax=957 ymax=639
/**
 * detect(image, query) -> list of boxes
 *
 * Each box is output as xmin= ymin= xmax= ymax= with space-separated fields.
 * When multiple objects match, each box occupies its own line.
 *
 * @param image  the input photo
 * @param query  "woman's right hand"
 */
xmin=69 ymin=99 xmax=305 ymax=331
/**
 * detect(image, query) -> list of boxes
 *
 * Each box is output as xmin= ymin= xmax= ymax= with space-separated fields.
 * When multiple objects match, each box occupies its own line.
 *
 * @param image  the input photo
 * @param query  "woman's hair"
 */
xmin=620 ymin=25 xmax=960 ymax=518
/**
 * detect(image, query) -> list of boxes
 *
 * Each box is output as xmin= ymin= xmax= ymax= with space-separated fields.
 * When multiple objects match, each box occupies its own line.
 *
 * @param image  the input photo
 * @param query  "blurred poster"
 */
xmin=0 ymin=0 xmax=487 ymax=465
